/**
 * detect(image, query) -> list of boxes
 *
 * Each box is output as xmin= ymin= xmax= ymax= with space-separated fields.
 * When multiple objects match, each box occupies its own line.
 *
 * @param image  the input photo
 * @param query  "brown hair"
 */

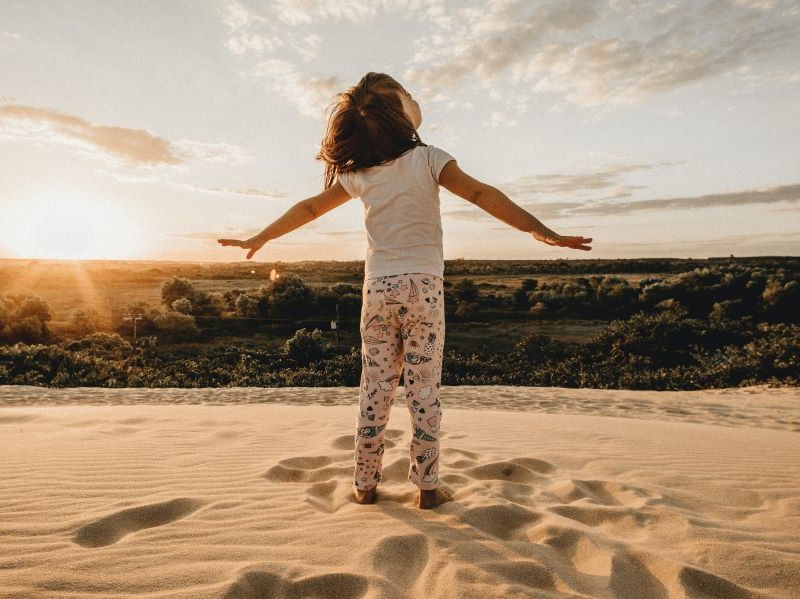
xmin=317 ymin=72 xmax=424 ymax=189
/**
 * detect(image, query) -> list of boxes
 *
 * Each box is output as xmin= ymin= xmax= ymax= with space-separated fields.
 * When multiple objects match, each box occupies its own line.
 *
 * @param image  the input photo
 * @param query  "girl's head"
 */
xmin=318 ymin=72 xmax=424 ymax=188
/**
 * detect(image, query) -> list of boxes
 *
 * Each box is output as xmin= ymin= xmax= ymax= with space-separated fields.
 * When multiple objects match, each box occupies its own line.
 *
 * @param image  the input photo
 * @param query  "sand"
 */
xmin=1 ymin=385 xmax=798 ymax=599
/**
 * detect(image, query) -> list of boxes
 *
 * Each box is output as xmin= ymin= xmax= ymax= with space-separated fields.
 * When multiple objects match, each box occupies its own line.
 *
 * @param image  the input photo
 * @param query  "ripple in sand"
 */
xmin=73 ymin=497 xmax=205 ymax=548
xmin=0 ymin=413 xmax=40 ymax=424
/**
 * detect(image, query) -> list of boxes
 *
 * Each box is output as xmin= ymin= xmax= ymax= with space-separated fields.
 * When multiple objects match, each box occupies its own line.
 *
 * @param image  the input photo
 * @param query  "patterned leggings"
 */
xmin=354 ymin=273 xmax=445 ymax=491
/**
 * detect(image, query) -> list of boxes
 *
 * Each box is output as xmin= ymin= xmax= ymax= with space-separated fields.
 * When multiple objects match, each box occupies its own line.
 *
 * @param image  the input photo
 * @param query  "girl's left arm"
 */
xmin=439 ymin=161 xmax=592 ymax=251
xmin=218 ymin=182 xmax=353 ymax=260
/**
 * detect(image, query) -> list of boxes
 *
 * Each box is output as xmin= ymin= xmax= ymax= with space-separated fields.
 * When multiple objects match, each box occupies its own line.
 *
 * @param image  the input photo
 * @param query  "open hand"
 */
xmin=533 ymin=230 xmax=592 ymax=251
xmin=217 ymin=237 xmax=265 ymax=260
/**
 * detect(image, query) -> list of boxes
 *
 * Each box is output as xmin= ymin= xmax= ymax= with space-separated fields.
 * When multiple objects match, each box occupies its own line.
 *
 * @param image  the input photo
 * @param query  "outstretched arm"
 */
xmin=439 ymin=161 xmax=592 ymax=251
xmin=218 ymin=181 xmax=353 ymax=260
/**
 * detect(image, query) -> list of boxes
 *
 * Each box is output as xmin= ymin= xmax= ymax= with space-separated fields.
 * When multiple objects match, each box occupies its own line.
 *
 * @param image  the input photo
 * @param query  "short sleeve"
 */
xmin=426 ymin=145 xmax=456 ymax=182
xmin=337 ymin=170 xmax=359 ymax=198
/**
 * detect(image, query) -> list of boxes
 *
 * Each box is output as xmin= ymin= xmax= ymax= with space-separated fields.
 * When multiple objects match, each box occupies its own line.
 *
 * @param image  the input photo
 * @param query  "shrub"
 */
xmin=282 ymin=328 xmax=324 ymax=367
xmin=153 ymin=313 xmax=199 ymax=342
xmin=66 ymin=332 xmax=132 ymax=360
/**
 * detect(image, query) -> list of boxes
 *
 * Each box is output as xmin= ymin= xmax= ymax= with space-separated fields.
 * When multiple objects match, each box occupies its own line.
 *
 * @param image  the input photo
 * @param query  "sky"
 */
xmin=1 ymin=0 xmax=799 ymax=263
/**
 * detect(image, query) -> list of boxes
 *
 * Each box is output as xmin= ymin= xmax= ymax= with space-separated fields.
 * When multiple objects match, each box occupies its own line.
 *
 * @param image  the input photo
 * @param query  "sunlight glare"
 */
xmin=2 ymin=189 xmax=145 ymax=260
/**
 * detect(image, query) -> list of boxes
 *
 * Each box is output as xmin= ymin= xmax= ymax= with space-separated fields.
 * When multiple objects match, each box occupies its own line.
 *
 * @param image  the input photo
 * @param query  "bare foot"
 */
xmin=417 ymin=488 xmax=451 ymax=509
xmin=354 ymin=487 xmax=377 ymax=505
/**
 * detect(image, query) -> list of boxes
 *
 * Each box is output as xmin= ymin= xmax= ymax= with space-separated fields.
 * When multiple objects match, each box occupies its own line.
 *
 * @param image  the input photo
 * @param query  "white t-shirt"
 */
xmin=337 ymin=145 xmax=455 ymax=279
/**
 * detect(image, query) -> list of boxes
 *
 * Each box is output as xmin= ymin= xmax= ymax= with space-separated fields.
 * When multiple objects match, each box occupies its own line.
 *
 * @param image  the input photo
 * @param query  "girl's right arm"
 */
xmin=439 ymin=161 xmax=592 ymax=251
xmin=218 ymin=181 xmax=353 ymax=260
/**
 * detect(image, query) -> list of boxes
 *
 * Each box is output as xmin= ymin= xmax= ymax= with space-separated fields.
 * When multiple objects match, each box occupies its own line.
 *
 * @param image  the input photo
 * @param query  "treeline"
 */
xmin=1 ymin=261 xmax=798 ymax=390
xmin=443 ymin=256 xmax=800 ymax=276
xmin=3 ymin=263 xmax=796 ymax=346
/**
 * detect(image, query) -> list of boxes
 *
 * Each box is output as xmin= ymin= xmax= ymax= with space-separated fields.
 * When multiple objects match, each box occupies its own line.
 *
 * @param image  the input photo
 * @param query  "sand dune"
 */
xmin=1 ymin=386 xmax=798 ymax=598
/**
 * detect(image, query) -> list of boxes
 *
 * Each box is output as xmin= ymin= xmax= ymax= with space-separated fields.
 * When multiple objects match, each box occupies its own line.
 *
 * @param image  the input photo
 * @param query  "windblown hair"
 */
xmin=318 ymin=72 xmax=424 ymax=189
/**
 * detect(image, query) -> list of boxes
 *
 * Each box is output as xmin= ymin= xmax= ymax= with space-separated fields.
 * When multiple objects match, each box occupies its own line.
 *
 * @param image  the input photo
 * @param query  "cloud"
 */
xmin=443 ymin=201 xmax=582 ymax=223
xmin=527 ymin=20 xmax=792 ymax=106
xmin=502 ymin=163 xmax=673 ymax=197
xmin=575 ymin=183 xmax=800 ymax=216
xmin=0 ymin=104 xmax=254 ymax=168
xmin=254 ymin=59 xmax=341 ymax=118
xmin=177 ymin=183 xmax=286 ymax=200
xmin=172 ymin=139 xmax=253 ymax=165
xmin=407 ymin=0 xmax=598 ymax=89
xmin=222 ymin=0 xmax=277 ymax=55
xmin=221 ymin=1 xmax=346 ymax=118
xmin=443 ymin=176 xmax=800 ymax=223
xmin=271 ymin=0 xmax=384 ymax=25
xmin=406 ymin=0 xmax=799 ymax=107
xmin=0 ymin=104 xmax=181 ymax=165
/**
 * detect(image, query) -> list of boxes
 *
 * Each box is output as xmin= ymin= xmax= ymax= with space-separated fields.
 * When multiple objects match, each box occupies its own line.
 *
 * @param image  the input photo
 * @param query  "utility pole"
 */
xmin=123 ymin=314 xmax=143 ymax=344
xmin=331 ymin=303 xmax=340 ymax=352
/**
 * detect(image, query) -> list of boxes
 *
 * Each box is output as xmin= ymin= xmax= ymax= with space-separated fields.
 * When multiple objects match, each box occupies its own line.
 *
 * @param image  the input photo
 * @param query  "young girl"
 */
xmin=219 ymin=72 xmax=591 ymax=509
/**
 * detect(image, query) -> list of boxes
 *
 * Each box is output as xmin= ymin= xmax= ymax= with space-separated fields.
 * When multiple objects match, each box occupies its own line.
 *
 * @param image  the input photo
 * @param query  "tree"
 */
xmin=161 ymin=277 xmax=195 ymax=308
xmin=263 ymin=274 xmax=314 ymax=318
xmin=0 ymin=293 xmax=53 ymax=344
xmin=282 ymin=328 xmax=324 ymax=366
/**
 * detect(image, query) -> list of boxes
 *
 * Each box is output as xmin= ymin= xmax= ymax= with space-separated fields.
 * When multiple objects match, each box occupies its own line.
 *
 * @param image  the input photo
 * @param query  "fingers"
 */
xmin=218 ymin=237 xmax=264 ymax=259
xmin=544 ymin=236 xmax=593 ymax=251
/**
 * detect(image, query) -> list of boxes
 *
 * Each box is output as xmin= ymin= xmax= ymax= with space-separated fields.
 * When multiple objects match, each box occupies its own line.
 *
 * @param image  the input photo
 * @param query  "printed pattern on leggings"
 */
xmin=354 ymin=273 xmax=445 ymax=491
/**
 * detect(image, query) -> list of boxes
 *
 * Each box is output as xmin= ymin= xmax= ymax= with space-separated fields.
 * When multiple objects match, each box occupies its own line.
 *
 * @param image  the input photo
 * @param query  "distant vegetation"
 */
xmin=0 ymin=257 xmax=798 ymax=390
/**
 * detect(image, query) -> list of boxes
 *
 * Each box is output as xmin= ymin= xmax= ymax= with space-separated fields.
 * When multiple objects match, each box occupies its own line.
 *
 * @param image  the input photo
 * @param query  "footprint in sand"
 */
xmin=304 ymin=480 xmax=353 ymax=513
xmin=679 ymin=565 xmax=762 ymax=599
xmin=263 ymin=455 xmax=355 ymax=513
xmin=608 ymin=551 xmax=671 ymax=598
xmin=223 ymin=568 xmax=373 ymax=599
xmin=464 ymin=460 xmax=552 ymax=485
xmin=73 ymin=498 xmax=204 ymax=548
xmin=263 ymin=456 xmax=352 ymax=484
xmin=370 ymin=533 xmax=429 ymax=589
xmin=460 ymin=503 xmax=541 ymax=540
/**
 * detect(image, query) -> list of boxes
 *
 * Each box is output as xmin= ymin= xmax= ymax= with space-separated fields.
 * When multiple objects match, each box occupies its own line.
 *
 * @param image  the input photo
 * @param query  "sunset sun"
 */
xmin=2 ymin=190 xmax=145 ymax=260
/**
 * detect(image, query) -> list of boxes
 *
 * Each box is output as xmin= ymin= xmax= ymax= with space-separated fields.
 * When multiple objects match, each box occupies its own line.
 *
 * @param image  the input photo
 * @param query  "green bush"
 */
xmin=282 ymin=328 xmax=325 ymax=367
